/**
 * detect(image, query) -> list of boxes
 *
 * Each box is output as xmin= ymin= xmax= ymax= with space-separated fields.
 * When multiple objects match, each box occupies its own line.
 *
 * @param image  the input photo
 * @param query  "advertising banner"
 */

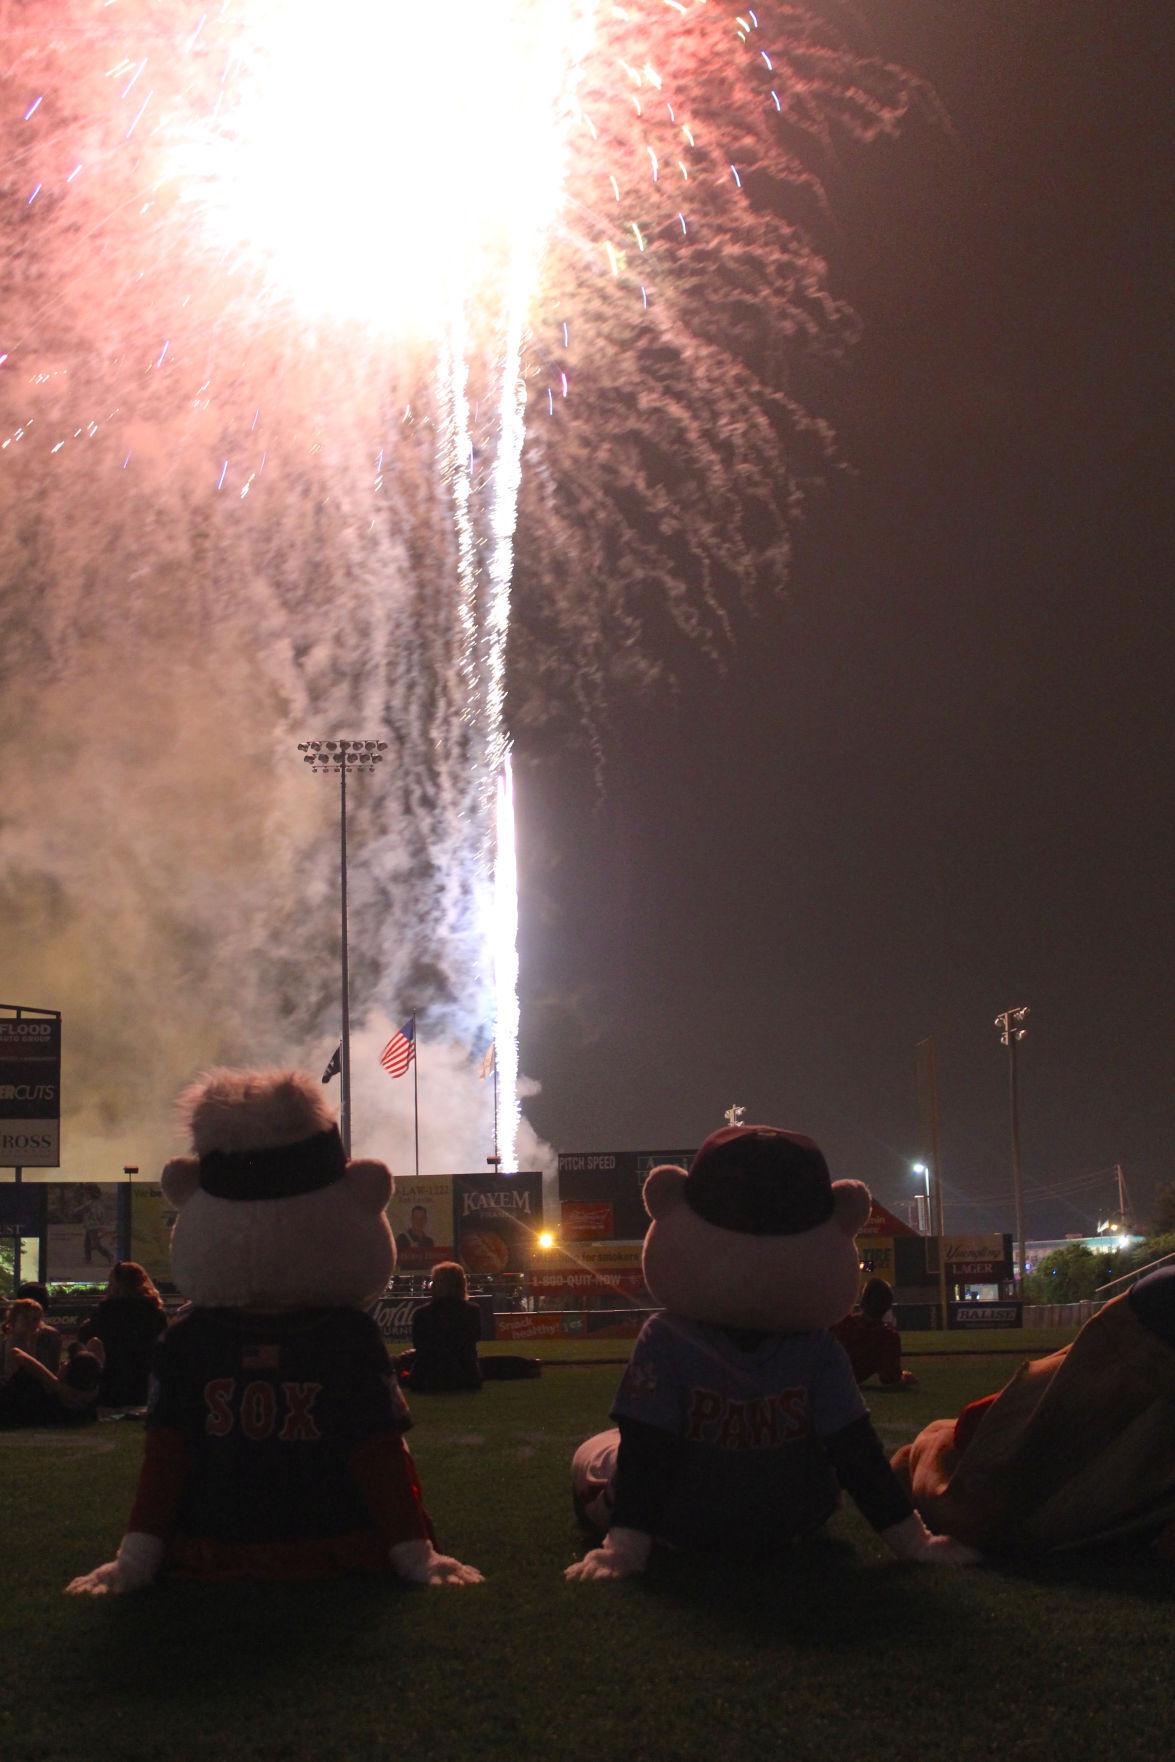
xmin=528 ymin=1268 xmax=648 ymax=1300
xmin=557 ymin=1149 xmax=695 ymax=1240
xmin=368 ymin=1291 xmax=496 ymax=1343
xmin=493 ymin=1309 xmax=648 ymax=1343
xmin=44 ymin=1183 xmax=121 ymax=1280
xmin=0 ymin=1183 xmax=45 ymax=1234
xmin=452 ymin=1172 xmax=543 ymax=1276
xmin=129 ymin=1186 xmax=180 ymax=1286
xmin=949 ymin=1301 xmax=1023 ymax=1330
xmin=560 ymin=1199 xmax=615 ymax=1241
xmin=387 ymin=1175 xmax=454 ymax=1272
xmin=929 ymin=1233 xmax=1013 ymax=1281
xmin=0 ymin=1015 xmax=61 ymax=1168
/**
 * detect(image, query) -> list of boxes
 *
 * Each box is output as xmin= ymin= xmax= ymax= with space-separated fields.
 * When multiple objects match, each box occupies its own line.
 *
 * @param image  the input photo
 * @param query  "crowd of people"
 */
xmin=3 ymin=1258 xmax=911 ymax=1427
xmin=0 ymin=1262 xmax=167 ymax=1428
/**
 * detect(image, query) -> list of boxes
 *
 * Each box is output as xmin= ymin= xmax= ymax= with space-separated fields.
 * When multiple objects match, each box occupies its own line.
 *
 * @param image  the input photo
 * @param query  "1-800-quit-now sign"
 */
xmin=0 ymin=1015 xmax=61 ymax=1167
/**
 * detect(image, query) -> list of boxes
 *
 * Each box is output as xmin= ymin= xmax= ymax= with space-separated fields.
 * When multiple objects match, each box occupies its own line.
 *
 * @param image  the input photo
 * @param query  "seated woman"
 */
xmin=405 ymin=1261 xmax=483 ymax=1393
xmin=831 ymin=1278 xmax=917 ymax=1388
xmin=78 ymin=1260 xmax=168 ymax=1416
xmin=0 ymin=1299 xmax=102 ymax=1427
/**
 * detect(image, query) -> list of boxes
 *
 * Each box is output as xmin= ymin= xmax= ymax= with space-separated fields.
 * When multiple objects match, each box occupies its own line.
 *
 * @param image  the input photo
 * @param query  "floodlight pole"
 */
xmin=995 ymin=1006 xmax=1030 ymax=1290
xmin=297 ymin=739 xmax=387 ymax=1157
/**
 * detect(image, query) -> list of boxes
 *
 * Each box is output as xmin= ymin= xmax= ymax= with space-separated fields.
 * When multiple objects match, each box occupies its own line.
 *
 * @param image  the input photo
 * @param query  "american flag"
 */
xmin=380 ymin=1017 xmax=416 ymax=1079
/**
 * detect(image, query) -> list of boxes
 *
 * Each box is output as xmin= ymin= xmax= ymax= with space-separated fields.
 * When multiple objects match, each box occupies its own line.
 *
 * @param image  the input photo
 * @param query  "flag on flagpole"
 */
xmin=380 ymin=1017 xmax=416 ymax=1079
xmin=321 ymin=1043 xmax=342 ymax=1084
xmin=479 ymin=1042 xmax=495 ymax=1081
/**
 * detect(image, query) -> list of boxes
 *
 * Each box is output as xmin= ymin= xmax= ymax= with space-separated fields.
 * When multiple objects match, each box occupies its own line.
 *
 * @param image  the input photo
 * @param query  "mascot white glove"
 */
xmin=881 ymin=1512 xmax=980 ymax=1567
xmin=65 ymin=1532 xmax=166 ymax=1597
xmin=564 ymin=1525 xmax=653 ymax=1582
xmin=389 ymin=1538 xmax=484 ymax=1586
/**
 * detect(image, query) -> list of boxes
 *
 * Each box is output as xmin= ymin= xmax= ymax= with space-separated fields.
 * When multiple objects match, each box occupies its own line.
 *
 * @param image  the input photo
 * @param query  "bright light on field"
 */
xmin=537 ymin=1231 xmax=555 ymax=1251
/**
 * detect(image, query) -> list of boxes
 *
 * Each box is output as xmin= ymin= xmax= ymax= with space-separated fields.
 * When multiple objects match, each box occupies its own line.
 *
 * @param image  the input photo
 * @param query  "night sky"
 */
xmin=516 ymin=0 xmax=1173 ymax=1240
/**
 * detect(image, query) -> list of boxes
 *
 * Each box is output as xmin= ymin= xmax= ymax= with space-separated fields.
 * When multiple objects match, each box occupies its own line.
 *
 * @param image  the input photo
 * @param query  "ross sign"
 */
xmin=0 ymin=1014 xmax=61 ymax=1167
xmin=949 ymin=1301 xmax=1023 ymax=1330
xmin=452 ymin=1172 xmax=543 ymax=1276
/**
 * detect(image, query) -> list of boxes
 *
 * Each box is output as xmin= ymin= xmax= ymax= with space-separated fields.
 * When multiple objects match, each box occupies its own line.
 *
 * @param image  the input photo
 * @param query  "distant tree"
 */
xmin=1149 ymin=1183 xmax=1175 ymax=1236
xmin=1127 ymin=1231 xmax=1175 ymax=1275
xmin=1023 ymin=1242 xmax=1103 ymax=1304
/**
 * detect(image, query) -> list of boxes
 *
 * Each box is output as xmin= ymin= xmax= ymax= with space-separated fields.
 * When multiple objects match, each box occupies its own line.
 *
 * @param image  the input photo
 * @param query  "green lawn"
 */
xmin=2 ymin=1350 xmax=1171 ymax=1762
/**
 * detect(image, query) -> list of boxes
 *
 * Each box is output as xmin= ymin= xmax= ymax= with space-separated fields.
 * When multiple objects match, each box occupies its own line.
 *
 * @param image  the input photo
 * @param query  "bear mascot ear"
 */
xmin=160 ymin=1157 xmax=201 ymax=1207
xmin=344 ymin=1158 xmax=393 ymax=1212
xmin=832 ymin=1179 xmax=872 ymax=1237
xmin=643 ymin=1163 xmax=688 ymax=1220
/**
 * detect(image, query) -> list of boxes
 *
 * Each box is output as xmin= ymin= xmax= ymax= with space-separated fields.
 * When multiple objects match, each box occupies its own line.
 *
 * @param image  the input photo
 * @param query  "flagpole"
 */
xmin=492 ymin=1049 xmax=499 ymax=1165
xmin=339 ymin=761 xmax=352 ymax=1158
xmin=411 ymin=1010 xmax=420 ymax=1180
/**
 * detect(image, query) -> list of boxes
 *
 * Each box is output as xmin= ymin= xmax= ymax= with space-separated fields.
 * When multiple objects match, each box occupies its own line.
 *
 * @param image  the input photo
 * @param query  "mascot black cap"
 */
xmin=684 ymin=1125 xmax=835 ymax=1236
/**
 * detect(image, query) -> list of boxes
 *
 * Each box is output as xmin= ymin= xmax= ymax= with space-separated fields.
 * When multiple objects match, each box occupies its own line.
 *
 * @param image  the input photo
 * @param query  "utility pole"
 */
xmin=994 ymin=1005 xmax=1030 ymax=1290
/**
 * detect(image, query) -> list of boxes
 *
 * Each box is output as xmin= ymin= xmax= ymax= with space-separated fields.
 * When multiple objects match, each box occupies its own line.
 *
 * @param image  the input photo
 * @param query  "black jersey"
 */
xmin=148 ymin=1306 xmax=409 ymax=1545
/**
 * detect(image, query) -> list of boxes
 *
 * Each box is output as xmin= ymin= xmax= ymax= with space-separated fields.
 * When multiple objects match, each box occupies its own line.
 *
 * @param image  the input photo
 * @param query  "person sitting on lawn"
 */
xmin=0 ymin=1299 xmax=101 ymax=1427
xmin=403 ymin=1262 xmax=483 ymax=1393
xmin=892 ymin=1265 xmax=1175 ymax=1555
xmin=832 ymin=1278 xmax=917 ymax=1388
xmin=16 ymin=1281 xmax=63 ymax=1375
xmin=78 ymin=1260 xmax=168 ymax=1417
xmin=566 ymin=1124 xmax=977 ymax=1580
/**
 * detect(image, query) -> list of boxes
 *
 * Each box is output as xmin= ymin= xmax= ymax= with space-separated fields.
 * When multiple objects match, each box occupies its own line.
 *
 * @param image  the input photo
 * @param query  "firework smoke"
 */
xmin=1 ymin=2 xmax=925 ymax=1182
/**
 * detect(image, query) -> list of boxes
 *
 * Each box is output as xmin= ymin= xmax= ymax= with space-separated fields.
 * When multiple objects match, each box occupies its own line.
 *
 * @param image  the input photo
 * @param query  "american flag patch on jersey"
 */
xmin=242 ymin=1341 xmax=280 ymax=1372
xmin=619 ymin=1359 xmax=658 ymax=1401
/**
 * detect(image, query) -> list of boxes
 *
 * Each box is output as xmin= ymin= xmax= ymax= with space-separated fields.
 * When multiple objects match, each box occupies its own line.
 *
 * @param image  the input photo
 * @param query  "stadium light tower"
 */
xmin=912 ymin=1162 xmax=931 ymax=1234
xmin=994 ymin=1005 xmax=1030 ymax=1290
xmin=297 ymin=739 xmax=387 ymax=1156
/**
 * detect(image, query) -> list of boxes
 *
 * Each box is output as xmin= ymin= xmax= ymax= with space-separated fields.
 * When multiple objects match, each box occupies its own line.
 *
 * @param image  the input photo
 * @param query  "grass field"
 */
xmin=2 ymin=1338 xmax=1172 ymax=1762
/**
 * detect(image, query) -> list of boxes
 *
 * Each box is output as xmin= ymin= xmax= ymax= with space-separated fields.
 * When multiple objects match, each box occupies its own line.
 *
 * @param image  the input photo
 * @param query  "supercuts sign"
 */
xmin=0 ymin=1015 xmax=61 ymax=1167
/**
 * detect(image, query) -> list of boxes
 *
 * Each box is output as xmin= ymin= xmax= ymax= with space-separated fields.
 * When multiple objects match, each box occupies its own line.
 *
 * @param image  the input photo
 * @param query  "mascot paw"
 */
xmin=65 ymin=1561 xmax=130 ymax=1597
xmin=565 ymin=1526 xmax=652 ymax=1582
xmin=64 ymin=1532 xmax=164 ymax=1597
xmin=390 ymin=1539 xmax=484 ymax=1586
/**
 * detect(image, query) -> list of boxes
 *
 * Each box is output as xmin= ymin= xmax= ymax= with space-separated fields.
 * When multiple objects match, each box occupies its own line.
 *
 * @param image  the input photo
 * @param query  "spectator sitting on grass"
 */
xmin=15 ymin=1281 xmax=63 ymax=1375
xmin=403 ymin=1261 xmax=484 ymax=1392
xmin=0 ymin=1299 xmax=101 ymax=1428
xmin=78 ymin=1261 xmax=168 ymax=1417
xmin=831 ymin=1278 xmax=917 ymax=1389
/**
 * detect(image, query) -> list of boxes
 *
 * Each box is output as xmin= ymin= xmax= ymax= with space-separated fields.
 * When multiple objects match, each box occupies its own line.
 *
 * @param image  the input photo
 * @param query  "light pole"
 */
xmin=912 ymin=1162 xmax=931 ymax=1234
xmin=994 ymin=1005 xmax=1030 ymax=1290
xmin=298 ymin=739 xmax=387 ymax=1156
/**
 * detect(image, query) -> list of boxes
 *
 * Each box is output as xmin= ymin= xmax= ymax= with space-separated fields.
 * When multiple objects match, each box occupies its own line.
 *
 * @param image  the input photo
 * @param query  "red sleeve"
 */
xmin=349 ymin=1432 xmax=435 ymax=1548
xmin=127 ymin=1424 xmax=188 ymax=1537
xmin=953 ymin=1393 xmax=999 ymax=1453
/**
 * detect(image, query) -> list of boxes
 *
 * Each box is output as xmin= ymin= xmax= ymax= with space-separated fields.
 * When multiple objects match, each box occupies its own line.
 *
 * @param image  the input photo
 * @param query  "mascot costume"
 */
xmin=566 ymin=1124 xmax=977 ymax=1579
xmin=892 ymin=1266 xmax=1175 ymax=1556
xmin=67 ymin=1069 xmax=482 ymax=1594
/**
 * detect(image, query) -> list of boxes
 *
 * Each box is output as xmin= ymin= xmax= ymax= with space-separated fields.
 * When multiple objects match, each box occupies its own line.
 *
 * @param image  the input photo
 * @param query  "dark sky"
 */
xmin=516 ymin=0 xmax=1173 ymax=1240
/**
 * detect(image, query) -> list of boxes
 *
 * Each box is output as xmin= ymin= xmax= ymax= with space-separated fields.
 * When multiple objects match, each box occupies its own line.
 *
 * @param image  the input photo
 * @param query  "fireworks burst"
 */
xmin=0 ymin=2 xmax=925 ymax=1177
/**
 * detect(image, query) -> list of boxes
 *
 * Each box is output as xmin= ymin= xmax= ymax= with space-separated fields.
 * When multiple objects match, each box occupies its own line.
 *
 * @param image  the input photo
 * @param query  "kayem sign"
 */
xmin=0 ymin=1013 xmax=61 ymax=1167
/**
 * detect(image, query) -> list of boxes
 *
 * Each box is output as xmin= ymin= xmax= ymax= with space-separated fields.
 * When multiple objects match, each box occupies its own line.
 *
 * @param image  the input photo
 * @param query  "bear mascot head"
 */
xmin=66 ymin=1068 xmax=483 ymax=1595
xmin=566 ymin=1123 xmax=978 ymax=1578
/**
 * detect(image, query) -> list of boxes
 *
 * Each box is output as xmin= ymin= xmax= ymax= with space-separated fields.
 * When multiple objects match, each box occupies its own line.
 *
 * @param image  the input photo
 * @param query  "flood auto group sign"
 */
xmin=0 ymin=1016 xmax=61 ymax=1167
